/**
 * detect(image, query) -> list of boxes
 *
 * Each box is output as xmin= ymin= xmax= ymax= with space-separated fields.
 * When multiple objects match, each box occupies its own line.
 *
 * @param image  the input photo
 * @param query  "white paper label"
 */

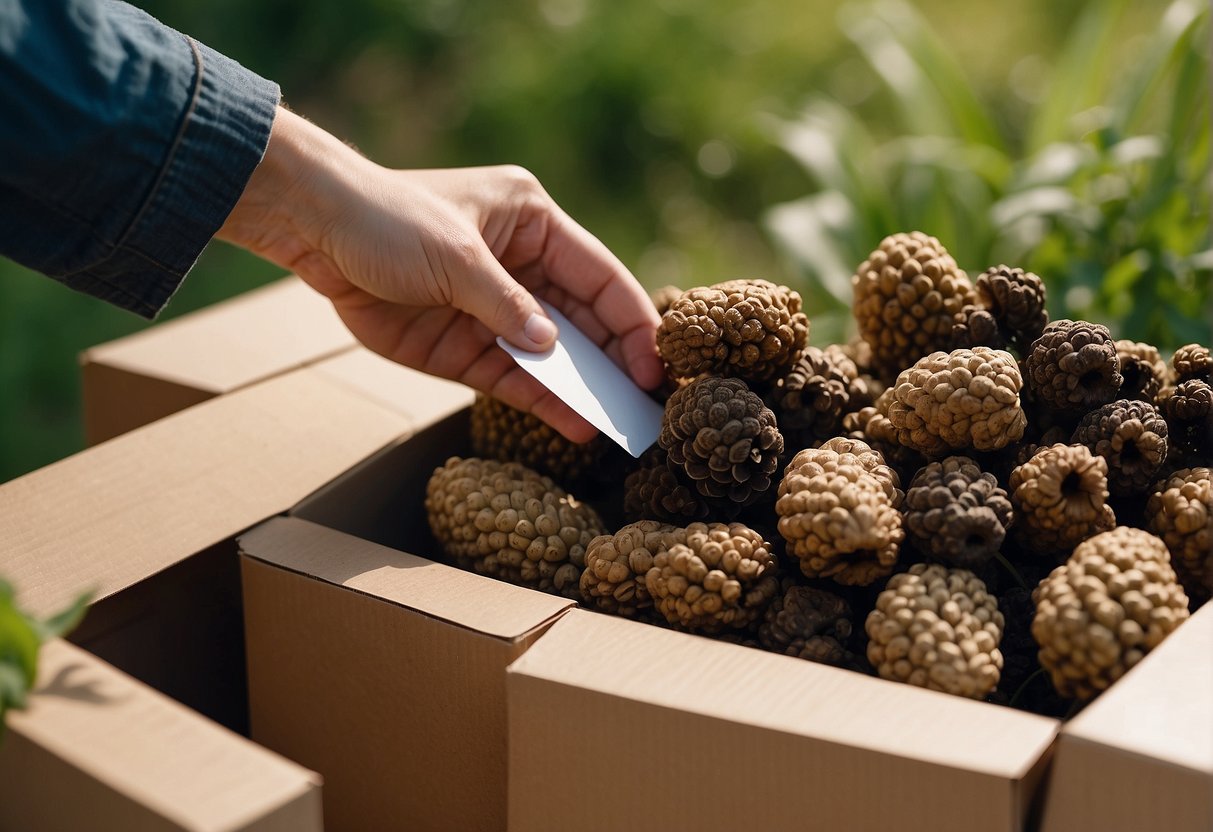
xmin=497 ymin=301 xmax=663 ymax=457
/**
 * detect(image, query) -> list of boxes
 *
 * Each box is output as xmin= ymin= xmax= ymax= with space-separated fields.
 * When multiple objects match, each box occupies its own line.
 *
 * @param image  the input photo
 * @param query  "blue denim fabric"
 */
xmin=0 ymin=0 xmax=280 ymax=317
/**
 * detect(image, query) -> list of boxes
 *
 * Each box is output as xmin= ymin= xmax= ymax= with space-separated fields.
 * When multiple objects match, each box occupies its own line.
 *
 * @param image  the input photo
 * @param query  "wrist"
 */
xmin=217 ymin=107 xmax=370 ymax=267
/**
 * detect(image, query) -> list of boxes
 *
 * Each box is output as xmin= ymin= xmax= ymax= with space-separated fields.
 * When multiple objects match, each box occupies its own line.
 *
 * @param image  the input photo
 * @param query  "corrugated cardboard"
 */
xmin=80 ymin=276 xmax=355 ymax=444
xmin=1040 ymin=602 xmax=1213 ymax=832
xmin=507 ymin=608 xmax=1058 ymax=832
xmin=1 ymin=362 xmax=413 ymax=730
xmin=240 ymin=515 xmax=573 ymax=832
xmin=238 ymin=401 xmax=572 ymax=832
xmin=0 ymin=639 xmax=322 ymax=832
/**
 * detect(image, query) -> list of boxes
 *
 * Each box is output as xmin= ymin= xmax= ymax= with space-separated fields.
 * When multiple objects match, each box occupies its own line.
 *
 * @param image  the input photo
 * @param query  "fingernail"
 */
xmin=524 ymin=312 xmax=557 ymax=347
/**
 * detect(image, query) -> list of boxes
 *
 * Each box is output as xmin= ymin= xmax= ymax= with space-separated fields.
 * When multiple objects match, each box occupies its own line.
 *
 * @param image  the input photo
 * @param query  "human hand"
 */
xmin=217 ymin=107 xmax=664 ymax=441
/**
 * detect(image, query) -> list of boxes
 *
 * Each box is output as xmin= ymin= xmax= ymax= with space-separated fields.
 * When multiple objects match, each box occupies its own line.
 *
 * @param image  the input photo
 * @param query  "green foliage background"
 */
xmin=1 ymin=0 xmax=1207 ymax=483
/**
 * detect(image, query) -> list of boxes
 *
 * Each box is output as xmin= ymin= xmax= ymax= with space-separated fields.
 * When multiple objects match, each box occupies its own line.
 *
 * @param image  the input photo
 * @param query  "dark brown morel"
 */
xmin=1070 ymin=399 xmax=1168 ymax=497
xmin=758 ymin=585 xmax=857 ymax=667
xmin=1115 ymin=340 xmax=1166 ymax=403
xmin=903 ymin=456 xmax=1012 ymax=569
xmin=1158 ymin=379 xmax=1213 ymax=466
xmin=765 ymin=345 xmax=859 ymax=448
xmin=622 ymin=448 xmax=711 ymax=524
xmin=1024 ymin=320 xmax=1122 ymax=413
xmin=659 ymin=376 xmax=784 ymax=508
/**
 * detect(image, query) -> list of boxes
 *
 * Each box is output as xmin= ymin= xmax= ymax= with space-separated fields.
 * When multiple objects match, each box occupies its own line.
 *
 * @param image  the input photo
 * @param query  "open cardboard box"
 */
xmin=1039 ymin=601 xmax=1212 ymax=832
xmin=6 ymin=280 xmax=1206 ymax=830
xmin=238 ymin=409 xmax=577 ymax=832
xmin=507 ymin=609 xmax=1056 ymax=832
xmin=0 ymin=639 xmax=321 ymax=831
xmin=240 ymin=400 xmax=1211 ymax=832
xmin=1 ymin=347 xmax=466 ymax=828
xmin=80 ymin=276 xmax=355 ymax=445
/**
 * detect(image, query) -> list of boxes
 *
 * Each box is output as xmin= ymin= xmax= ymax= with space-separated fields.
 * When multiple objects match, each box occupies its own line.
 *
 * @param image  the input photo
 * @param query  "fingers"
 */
xmin=449 ymin=239 xmax=558 ymax=353
xmin=345 ymin=298 xmax=598 ymax=443
xmin=536 ymin=207 xmax=664 ymax=388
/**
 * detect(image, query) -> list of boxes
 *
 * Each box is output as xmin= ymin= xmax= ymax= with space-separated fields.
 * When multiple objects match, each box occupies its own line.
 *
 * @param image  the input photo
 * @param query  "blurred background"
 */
xmin=1 ymin=0 xmax=1208 ymax=481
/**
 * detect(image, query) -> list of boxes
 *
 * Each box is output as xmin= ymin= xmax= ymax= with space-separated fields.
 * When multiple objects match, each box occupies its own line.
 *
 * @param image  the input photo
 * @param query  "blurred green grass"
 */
xmin=0 ymin=0 xmax=1202 ymax=481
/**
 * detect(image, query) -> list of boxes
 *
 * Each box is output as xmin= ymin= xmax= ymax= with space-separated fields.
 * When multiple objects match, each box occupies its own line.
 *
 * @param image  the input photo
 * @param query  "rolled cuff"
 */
xmin=61 ymin=37 xmax=280 ymax=318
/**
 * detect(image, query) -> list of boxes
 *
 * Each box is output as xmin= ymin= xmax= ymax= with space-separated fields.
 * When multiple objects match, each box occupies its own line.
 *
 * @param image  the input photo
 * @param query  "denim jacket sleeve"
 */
xmin=0 ymin=0 xmax=280 ymax=318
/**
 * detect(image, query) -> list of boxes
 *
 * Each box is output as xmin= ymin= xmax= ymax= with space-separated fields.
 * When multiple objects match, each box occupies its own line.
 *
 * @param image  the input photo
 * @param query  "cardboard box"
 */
xmin=239 ymin=407 xmax=574 ymax=832
xmin=80 ymin=276 xmax=355 ymax=445
xmin=1039 ymin=602 xmax=1213 ymax=832
xmin=3 ymin=358 xmax=413 ymax=731
xmin=507 ymin=609 xmax=1059 ymax=832
xmin=0 ymin=639 xmax=322 ymax=832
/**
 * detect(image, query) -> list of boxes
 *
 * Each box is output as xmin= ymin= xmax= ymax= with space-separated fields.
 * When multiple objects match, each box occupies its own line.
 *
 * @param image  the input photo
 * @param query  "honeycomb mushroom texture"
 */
xmin=622 ymin=448 xmax=711 ymax=523
xmin=1158 ymin=379 xmax=1213 ymax=466
xmin=865 ymin=563 xmax=1004 ymax=699
xmin=659 ymin=376 xmax=784 ymax=508
xmin=1146 ymin=467 xmax=1213 ymax=603
xmin=1070 ymin=399 xmax=1169 ymax=497
xmin=1024 ymin=320 xmax=1123 ymax=414
xmin=1032 ymin=527 xmax=1190 ymax=700
xmin=1115 ymin=341 xmax=1166 ymax=403
xmin=975 ymin=265 xmax=1049 ymax=352
xmin=903 ymin=456 xmax=1012 ymax=569
xmin=644 ymin=522 xmax=780 ymax=633
xmin=1009 ymin=444 xmax=1116 ymax=558
xmin=1171 ymin=344 xmax=1213 ymax=384
xmin=843 ymin=399 xmax=925 ymax=482
xmin=758 ymin=585 xmax=857 ymax=667
xmin=881 ymin=347 xmax=1027 ymax=456
xmin=580 ymin=521 xmax=684 ymax=618
xmin=424 ymin=456 xmax=605 ymax=598
xmin=765 ymin=345 xmax=860 ymax=448
xmin=656 ymin=279 xmax=809 ymax=382
xmin=815 ymin=436 xmax=903 ymax=499
xmin=950 ymin=305 xmax=1007 ymax=352
xmin=776 ymin=446 xmax=904 ymax=586
xmin=649 ymin=284 xmax=685 ymax=318
xmin=852 ymin=231 xmax=976 ymax=383
xmin=470 ymin=395 xmax=608 ymax=487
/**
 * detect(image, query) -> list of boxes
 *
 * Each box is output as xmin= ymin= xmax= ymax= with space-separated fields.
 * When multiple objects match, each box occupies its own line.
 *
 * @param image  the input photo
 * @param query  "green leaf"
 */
xmin=32 ymin=591 xmax=92 ymax=642
xmin=1111 ymin=0 xmax=1206 ymax=134
xmin=0 ymin=597 xmax=39 ymax=710
xmin=0 ymin=663 xmax=29 ymax=714
xmin=764 ymin=192 xmax=859 ymax=306
xmin=1027 ymin=0 xmax=1130 ymax=152
xmin=854 ymin=0 xmax=1004 ymax=149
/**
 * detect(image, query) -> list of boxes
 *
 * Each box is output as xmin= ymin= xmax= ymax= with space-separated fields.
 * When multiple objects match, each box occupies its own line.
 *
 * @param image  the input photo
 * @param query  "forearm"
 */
xmin=216 ymin=106 xmax=373 ymax=300
xmin=0 ymin=0 xmax=278 ymax=317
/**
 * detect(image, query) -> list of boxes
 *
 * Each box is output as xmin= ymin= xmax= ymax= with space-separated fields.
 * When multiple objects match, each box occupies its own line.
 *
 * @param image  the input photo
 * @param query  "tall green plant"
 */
xmin=766 ymin=0 xmax=1211 ymax=350
xmin=0 ymin=582 xmax=89 ymax=740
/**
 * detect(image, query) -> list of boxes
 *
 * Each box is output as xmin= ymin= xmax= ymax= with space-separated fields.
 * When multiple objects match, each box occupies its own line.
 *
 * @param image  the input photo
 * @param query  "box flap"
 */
xmin=509 ymin=609 xmax=1058 ymax=779
xmin=239 ymin=516 xmax=573 ymax=641
xmin=0 ymin=639 xmax=321 ymax=832
xmin=307 ymin=347 xmax=475 ymax=425
xmin=1062 ymin=602 xmax=1213 ymax=773
xmin=80 ymin=277 xmax=355 ymax=393
xmin=1 ymin=366 xmax=412 ymax=619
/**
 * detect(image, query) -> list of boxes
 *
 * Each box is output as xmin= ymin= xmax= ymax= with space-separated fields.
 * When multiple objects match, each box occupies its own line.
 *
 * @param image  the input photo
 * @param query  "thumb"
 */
xmin=452 ymin=244 xmax=557 ymax=352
